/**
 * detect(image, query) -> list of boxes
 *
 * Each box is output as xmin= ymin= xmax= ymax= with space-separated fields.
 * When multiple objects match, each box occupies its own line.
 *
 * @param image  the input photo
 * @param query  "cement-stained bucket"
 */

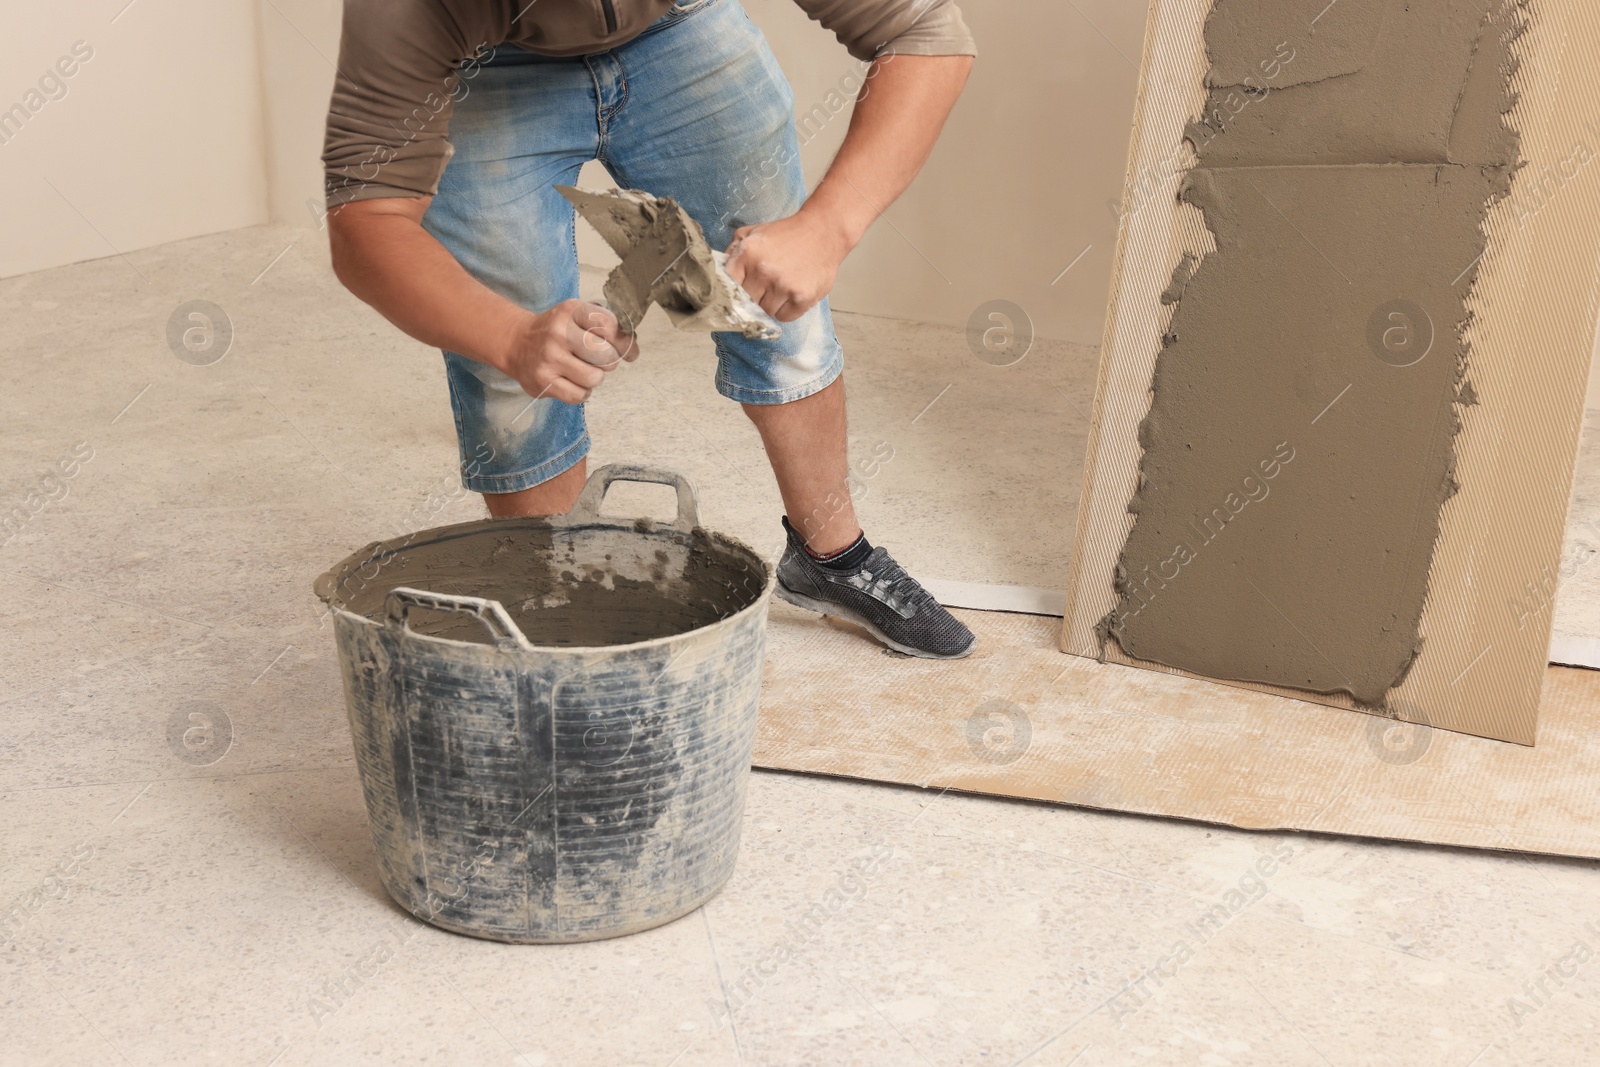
xmin=313 ymin=464 xmax=773 ymax=943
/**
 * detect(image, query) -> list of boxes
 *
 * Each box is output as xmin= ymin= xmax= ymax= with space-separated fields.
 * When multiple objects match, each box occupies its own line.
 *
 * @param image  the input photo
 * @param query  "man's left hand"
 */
xmin=725 ymin=210 xmax=853 ymax=323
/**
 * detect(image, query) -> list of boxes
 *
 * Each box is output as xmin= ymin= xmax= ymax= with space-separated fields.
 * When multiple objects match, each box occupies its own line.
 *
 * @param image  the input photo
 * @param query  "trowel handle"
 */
xmin=383 ymin=587 xmax=532 ymax=650
xmin=570 ymin=464 xmax=701 ymax=533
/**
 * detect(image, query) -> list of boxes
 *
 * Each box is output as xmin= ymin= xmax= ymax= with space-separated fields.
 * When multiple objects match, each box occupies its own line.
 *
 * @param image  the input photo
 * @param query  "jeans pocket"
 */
xmin=665 ymin=0 xmax=717 ymax=19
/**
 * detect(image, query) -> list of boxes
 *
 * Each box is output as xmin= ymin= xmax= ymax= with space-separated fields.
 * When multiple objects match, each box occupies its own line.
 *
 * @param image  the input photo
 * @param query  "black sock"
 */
xmin=804 ymin=530 xmax=873 ymax=571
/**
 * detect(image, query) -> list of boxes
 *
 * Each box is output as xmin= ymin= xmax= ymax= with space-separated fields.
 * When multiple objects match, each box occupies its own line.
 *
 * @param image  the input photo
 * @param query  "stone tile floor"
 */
xmin=1 ymin=226 xmax=1597 ymax=1065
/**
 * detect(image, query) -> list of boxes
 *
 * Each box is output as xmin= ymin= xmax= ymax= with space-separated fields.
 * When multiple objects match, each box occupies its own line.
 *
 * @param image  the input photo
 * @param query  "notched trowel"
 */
xmin=557 ymin=185 xmax=781 ymax=341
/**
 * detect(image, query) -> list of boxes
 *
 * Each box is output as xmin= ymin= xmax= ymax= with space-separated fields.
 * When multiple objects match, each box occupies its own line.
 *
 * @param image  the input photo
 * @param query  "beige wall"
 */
xmin=255 ymin=0 xmax=343 ymax=228
xmin=752 ymin=0 xmax=1147 ymax=344
xmin=0 ymin=2 xmax=268 ymax=278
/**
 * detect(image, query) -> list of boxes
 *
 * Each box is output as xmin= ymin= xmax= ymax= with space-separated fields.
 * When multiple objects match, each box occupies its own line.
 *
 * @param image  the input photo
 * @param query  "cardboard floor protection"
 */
xmin=753 ymin=601 xmax=1600 ymax=860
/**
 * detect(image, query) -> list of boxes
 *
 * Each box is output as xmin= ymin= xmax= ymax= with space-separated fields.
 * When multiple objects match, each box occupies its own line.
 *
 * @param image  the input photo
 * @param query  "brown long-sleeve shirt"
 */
xmin=323 ymin=0 xmax=976 ymax=206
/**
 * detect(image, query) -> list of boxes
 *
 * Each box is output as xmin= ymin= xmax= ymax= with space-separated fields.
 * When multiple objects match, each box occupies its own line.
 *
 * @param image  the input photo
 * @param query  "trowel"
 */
xmin=557 ymin=185 xmax=781 ymax=342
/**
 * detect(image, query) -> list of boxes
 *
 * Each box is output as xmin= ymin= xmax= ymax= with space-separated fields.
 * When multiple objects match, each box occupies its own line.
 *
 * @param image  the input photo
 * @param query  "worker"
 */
xmin=322 ymin=0 xmax=978 ymax=658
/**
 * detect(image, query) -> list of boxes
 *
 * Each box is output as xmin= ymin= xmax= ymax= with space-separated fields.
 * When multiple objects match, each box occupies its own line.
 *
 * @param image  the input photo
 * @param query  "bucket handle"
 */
xmin=383 ymin=586 xmax=533 ymax=650
xmin=569 ymin=463 xmax=701 ymax=533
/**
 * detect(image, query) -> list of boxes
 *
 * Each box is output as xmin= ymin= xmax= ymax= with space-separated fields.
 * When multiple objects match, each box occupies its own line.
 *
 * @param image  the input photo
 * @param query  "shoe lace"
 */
xmin=850 ymin=551 xmax=933 ymax=614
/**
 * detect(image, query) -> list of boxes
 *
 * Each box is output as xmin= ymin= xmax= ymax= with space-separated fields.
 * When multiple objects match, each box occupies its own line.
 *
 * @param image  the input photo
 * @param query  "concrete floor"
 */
xmin=3 ymin=224 xmax=1599 ymax=1066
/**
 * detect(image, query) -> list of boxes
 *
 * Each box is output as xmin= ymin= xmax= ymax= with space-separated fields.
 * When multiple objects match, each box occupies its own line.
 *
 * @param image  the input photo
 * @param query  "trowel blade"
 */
xmin=559 ymin=185 xmax=781 ymax=341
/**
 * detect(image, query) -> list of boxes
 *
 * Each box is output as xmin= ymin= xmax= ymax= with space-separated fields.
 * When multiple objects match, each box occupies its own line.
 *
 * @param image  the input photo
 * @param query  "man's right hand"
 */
xmin=327 ymin=198 xmax=639 ymax=407
xmin=498 ymin=300 xmax=639 ymax=405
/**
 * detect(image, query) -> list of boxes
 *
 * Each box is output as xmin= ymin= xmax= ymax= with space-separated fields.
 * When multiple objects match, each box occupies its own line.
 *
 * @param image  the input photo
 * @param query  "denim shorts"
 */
xmin=422 ymin=0 xmax=846 ymax=494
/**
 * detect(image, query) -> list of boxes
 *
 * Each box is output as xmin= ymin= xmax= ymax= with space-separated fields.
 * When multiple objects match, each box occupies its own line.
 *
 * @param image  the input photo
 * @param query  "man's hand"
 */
xmin=329 ymin=198 xmax=639 ymax=406
xmin=725 ymin=210 xmax=853 ymax=323
xmin=498 ymin=299 xmax=638 ymax=405
xmin=725 ymin=54 xmax=971 ymax=322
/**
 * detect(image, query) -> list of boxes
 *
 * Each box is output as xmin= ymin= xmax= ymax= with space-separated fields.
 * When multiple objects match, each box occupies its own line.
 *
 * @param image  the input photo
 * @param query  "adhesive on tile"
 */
xmin=1100 ymin=0 xmax=1526 ymax=706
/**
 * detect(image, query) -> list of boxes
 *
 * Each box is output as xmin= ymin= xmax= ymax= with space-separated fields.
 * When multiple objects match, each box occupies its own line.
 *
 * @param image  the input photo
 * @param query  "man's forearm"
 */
xmin=328 ymin=198 xmax=524 ymax=371
xmin=799 ymin=53 xmax=973 ymax=251
xmin=327 ymin=196 xmax=634 ymax=407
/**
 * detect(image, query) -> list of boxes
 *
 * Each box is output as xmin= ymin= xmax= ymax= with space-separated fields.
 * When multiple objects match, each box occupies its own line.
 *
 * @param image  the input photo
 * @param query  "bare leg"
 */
xmin=483 ymin=458 xmax=587 ymax=518
xmin=742 ymin=376 xmax=861 ymax=554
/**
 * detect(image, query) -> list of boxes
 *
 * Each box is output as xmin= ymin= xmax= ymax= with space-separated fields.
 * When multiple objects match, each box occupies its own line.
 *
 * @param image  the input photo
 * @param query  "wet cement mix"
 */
xmin=320 ymin=519 xmax=768 ymax=648
xmin=1101 ymin=0 xmax=1527 ymax=706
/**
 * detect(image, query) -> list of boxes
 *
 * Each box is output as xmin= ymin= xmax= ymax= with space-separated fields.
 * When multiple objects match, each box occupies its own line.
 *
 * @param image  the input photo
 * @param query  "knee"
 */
xmin=483 ymin=462 xmax=586 ymax=518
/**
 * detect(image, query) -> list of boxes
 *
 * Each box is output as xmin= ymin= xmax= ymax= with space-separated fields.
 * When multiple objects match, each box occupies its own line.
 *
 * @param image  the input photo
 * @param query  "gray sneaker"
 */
xmin=775 ymin=519 xmax=977 ymax=659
